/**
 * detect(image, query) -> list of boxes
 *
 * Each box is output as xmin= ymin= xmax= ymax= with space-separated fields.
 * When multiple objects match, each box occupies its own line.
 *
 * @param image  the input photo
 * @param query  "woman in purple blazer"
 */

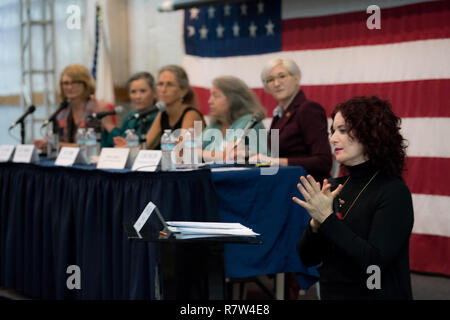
xmin=253 ymin=58 xmax=333 ymax=299
xmin=252 ymin=58 xmax=332 ymax=182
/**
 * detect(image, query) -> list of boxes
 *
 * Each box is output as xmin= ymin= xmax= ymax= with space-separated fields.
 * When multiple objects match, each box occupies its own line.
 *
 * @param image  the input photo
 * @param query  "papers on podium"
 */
xmin=165 ymin=221 xmax=259 ymax=239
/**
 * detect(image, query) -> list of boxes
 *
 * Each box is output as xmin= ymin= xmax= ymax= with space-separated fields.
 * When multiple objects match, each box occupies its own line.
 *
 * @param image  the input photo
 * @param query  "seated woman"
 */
xmin=201 ymin=76 xmax=267 ymax=163
xmin=34 ymin=64 xmax=96 ymax=150
xmin=145 ymin=65 xmax=205 ymax=150
xmin=251 ymin=58 xmax=332 ymax=182
xmin=99 ymin=72 xmax=157 ymax=147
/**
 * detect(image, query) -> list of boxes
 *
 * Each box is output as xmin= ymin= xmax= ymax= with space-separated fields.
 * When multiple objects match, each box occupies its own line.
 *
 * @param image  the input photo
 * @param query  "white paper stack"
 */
xmin=165 ymin=221 xmax=259 ymax=239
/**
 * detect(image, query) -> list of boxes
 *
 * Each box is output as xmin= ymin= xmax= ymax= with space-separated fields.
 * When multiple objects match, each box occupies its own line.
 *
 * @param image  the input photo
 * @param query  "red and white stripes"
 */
xmin=183 ymin=0 xmax=450 ymax=275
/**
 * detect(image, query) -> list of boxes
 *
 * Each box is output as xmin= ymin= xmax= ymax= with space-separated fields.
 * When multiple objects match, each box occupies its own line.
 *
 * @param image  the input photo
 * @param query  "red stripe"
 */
xmin=282 ymin=1 xmax=450 ymax=51
xmin=303 ymin=80 xmax=450 ymax=118
xmin=410 ymin=233 xmax=450 ymax=276
xmin=193 ymin=79 xmax=450 ymax=118
xmin=405 ymin=157 xmax=450 ymax=197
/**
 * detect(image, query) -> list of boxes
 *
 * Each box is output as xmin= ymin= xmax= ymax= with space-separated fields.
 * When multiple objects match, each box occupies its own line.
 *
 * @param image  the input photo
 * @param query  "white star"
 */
xmin=199 ymin=25 xmax=208 ymax=39
xmin=216 ymin=24 xmax=225 ymax=38
xmin=187 ymin=25 xmax=196 ymax=37
xmin=190 ymin=7 xmax=200 ymax=20
xmin=257 ymin=1 xmax=264 ymax=14
xmin=224 ymin=5 xmax=231 ymax=16
xmin=208 ymin=6 xmax=215 ymax=19
xmin=249 ymin=22 xmax=257 ymax=37
xmin=240 ymin=3 xmax=247 ymax=16
xmin=232 ymin=22 xmax=240 ymax=37
xmin=265 ymin=19 xmax=274 ymax=35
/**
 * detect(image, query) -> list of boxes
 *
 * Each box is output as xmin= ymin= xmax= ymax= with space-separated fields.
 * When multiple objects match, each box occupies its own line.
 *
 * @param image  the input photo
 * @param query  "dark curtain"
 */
xmin=0 ymin=163 xmax=219 ymax=299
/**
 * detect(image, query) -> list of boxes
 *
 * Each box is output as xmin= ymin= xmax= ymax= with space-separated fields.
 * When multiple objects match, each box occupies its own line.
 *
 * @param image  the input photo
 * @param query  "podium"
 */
xmin=124 ymin=223 xmax=262 ymax=300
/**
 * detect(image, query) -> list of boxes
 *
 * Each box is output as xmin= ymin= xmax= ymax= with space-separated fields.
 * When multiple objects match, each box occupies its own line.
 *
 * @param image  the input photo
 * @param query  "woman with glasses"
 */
xmin=33 ymin=64 xmax=97 ymax=150
xmin=251 ymin=58 xmax=333 ymax=300
xmin=251 ymin=58 xmax=332 ymax=183
xmin=201 ymin=75 xmax=267 ymax=163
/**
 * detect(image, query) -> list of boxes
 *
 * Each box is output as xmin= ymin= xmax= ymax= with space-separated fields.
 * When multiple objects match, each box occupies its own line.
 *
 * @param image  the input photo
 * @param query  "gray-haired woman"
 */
xmin=252 ymin=57 xmax=332 ymax=182
xmin=201 ymin=75 xmax=267 ymax=162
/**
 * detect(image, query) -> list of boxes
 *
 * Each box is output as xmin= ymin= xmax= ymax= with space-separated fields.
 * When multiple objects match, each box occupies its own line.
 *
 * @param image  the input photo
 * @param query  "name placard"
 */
xmin=0 ymin=145 xmax=15 ymax=162
xmin=12 ymin=145 xmax=39 ymax=163
xmin=133 ymin=201 xmax=157 ymax=236
xmin=132 ymin=150 xmax=162 ymax=172
xmin=55 ymin=147 xmax=88 ymax=167
xmin=97 ymin=148 xmax=130 ymax=169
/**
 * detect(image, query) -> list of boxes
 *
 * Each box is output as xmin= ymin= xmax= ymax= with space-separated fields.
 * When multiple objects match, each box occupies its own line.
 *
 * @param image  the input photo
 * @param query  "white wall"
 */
xmin=128 ymin=0 xmax=183 ymax=78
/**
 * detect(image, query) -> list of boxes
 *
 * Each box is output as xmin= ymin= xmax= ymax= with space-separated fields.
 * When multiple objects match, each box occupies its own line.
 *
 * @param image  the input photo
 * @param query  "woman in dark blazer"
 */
xmin=252 ymin=58 xmax=332 ymax=182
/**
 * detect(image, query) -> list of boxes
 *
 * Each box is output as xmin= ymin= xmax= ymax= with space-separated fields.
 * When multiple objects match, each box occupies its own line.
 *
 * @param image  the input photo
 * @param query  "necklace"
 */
xmin=336 ymin=170 xmax=380 ymax=220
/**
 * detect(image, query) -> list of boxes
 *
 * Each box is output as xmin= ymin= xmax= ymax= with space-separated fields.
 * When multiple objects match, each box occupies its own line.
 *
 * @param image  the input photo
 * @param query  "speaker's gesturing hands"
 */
xmin=292 ymin=175 xmax=343 ymax=224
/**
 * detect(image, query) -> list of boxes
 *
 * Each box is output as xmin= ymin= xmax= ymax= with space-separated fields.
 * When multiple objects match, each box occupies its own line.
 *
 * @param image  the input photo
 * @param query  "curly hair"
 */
xmin=331 ymin=96 xmax=408 ymax=177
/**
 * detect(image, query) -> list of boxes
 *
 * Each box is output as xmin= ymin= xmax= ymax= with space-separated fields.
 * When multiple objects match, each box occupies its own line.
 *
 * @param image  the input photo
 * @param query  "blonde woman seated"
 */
xmin=33 ymin=64 xmax=97 ymax=151
xmin=201 ymin=76 xmax=267 ymax=163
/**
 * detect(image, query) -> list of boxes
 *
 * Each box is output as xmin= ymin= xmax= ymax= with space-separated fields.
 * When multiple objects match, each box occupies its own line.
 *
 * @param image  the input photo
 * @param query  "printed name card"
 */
xmin=55 ymin=147 xmax=88 ymax=167
xmin=97 ymin=148 xmax=130 ymax=169
xmin=12 ymin=144 xmax=39 ymax=163
xmin=133 ymin=201 xmax=157 ymax=237
xmin=0 ymin=145 xmax=15 ymax=162
xmin=132 ymin=150 xmax=162 ymax=172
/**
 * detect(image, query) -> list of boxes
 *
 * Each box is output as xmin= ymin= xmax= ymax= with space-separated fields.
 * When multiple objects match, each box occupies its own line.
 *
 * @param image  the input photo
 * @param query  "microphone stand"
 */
xmin=20 ymin=121 xmax=25 ymax=145
xmin=132 ymin=113 xmax=149 ymax=147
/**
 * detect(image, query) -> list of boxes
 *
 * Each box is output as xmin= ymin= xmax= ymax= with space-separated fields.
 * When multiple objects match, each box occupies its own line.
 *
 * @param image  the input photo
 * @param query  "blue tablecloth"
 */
xmin=213 ymin=167 xmax=319 ymax=289
xmin=0 ymin=161 xmax=318 ymax=299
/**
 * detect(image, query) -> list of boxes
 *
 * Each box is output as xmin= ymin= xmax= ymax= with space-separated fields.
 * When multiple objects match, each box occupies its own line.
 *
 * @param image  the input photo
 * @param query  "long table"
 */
xmin=0 ymin=162 xmax=318 ymax=299
xmin=212 ymin=167 xmax=319 ymax=292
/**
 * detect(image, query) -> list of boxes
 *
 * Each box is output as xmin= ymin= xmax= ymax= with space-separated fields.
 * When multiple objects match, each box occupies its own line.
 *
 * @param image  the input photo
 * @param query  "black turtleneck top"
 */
xmin=297 ymin=161 xmax=414 ymax=300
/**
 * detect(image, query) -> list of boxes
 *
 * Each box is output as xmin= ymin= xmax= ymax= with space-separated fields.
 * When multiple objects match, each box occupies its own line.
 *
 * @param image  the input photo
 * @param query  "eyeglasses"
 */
xmin=61 ymin=80 xmax=83 ymax=86
xmin=264 ymin=73 xmax=291 ymax=85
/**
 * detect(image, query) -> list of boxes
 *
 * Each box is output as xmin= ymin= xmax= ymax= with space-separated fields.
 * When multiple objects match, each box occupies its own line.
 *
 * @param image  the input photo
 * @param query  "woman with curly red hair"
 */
xmin=293 ymin=96 xmax=414 ymax=300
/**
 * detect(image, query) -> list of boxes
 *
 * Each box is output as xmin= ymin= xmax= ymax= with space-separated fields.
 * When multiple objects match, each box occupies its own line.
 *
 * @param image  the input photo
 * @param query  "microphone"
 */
xmin=232 ymin=112 xmax=265 ymax=151
xmin=42 ymin=100 xmax=69 ymax=128
xmin=89 ymin=105 xmax=124 ymax=120
xmin=133 ymin=101 xmax=166 ymax=119
xmin=9 ymin=105 xmax=36 ymax=130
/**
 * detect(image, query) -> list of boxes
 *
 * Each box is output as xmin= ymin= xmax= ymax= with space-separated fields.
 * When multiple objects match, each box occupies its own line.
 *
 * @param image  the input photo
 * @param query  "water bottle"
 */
xmin=85 ymin=128 xmax=98 ymax=164
xmin=160 ymin=129 xmax=175 ymax=171
xmin=76 ymin=128 xmax=87 ymax=161
xmin=126 ymin=129 xmax=140 ymax=160
xmin=46 ymin=130 xmax=59 ymax=159
xmin=183 ymin=128 xmax=199 ymax=169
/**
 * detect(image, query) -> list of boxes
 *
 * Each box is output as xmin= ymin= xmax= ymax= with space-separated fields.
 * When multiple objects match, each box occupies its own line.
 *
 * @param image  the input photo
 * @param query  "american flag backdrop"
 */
xmin=182 ymin=0 xmax=450 ymax=276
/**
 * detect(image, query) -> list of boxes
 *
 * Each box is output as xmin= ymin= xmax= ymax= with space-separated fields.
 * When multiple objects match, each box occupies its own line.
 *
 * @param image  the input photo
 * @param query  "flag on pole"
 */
xmin=182 ymin=0 xmax=450 ymax=276
xmin=90 ymin=1 xmax=115 ymax=105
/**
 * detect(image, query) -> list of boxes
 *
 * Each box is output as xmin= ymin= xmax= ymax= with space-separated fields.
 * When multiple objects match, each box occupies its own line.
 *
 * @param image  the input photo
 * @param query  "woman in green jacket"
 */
xmin=201 ymin=76 xmax=267 ymax=163
xmin=101 ymin=72 xmax=158 ymax=147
